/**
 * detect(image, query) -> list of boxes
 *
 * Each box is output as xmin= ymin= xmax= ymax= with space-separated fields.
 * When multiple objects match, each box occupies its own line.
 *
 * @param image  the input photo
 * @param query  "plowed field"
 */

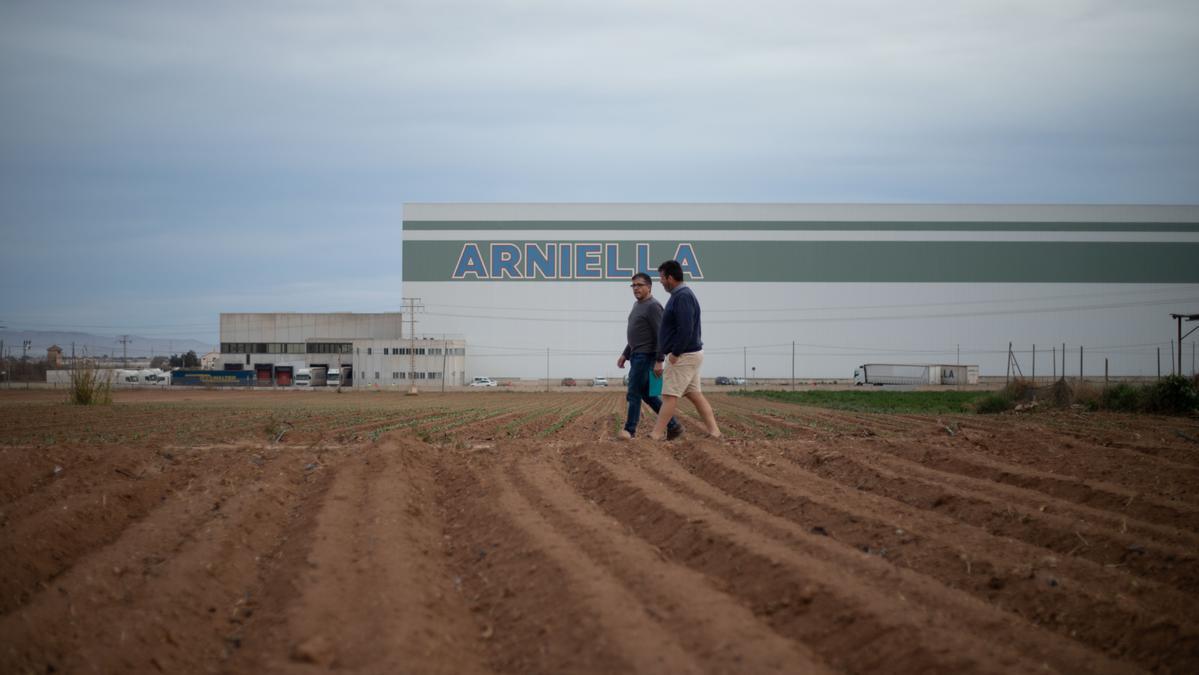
xmin=2 ymin=389 xmax=1197 ymax=674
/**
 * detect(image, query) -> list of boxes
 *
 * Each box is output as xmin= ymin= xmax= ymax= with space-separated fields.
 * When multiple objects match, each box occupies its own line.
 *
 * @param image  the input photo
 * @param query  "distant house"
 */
xmin=201 ymin=350 xmax=220 ymax=370
xmin=46 ymin=345 xmax=63 ymax=369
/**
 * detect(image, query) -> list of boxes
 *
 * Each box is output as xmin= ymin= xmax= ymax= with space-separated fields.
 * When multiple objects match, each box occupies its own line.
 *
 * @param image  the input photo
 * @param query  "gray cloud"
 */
xmin=1 ymin=0 xmax=1197 ymax=342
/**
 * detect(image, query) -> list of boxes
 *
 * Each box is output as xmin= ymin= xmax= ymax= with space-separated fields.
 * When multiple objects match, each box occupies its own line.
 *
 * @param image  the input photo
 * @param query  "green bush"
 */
xmin=1141 ymin=375 xmax=1199 ymax=414
xmin=974 ymin=392 xmax=1014 ymax=414
xmin=67 ymin=362 xmax=113 ymax=406
xmin=1100 ymin=383 xmax=1142 ymax=412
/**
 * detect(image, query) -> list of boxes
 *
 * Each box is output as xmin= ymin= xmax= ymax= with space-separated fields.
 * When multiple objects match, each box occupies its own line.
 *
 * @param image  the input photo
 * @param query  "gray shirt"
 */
xmin=622 ymin=296 xmax=665 ymax=361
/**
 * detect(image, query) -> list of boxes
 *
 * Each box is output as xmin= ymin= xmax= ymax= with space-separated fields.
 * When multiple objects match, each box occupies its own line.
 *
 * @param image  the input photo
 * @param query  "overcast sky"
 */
xmin=1 ymin=1 xmax=1197 ymax=346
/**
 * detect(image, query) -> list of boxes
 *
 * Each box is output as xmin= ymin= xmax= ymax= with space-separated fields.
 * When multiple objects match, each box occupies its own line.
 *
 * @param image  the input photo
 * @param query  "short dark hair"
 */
xmin=657 ymin=260 xmax=684 ymax=282
xmin=631 ymin=272 xmax=652 ymax=285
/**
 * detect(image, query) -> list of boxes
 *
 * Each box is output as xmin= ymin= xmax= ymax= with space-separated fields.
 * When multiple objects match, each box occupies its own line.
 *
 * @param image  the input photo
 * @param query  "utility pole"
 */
xmin=119 ymin=335 xmax=130 ymax=368
xmin=1079 ymin=346 xmax=1083 ymax=382
xmin=1157 ymin=347 xmax=1161 ymax=379
xmin=791 ymin=341 xmax=795 ymax=390
xmin=22 ymin=340 xmax=32 ymax=388
xmin=1052 ymin=345 xmax=1056 ymax=380
xmin=956 ymin=343 xmax=960 ymax=365
xmin=546 ymin=347 xmax=550 ymax=392
xmin=743 ymin=346 xmax=747 ymax=390
xmin=403 ymin=298 xmax=422 ymax=395
xmin=441 ymin=335 xmax=448 ymax=393
xmin=1031 ymin=345 xmax=1036 ymax=383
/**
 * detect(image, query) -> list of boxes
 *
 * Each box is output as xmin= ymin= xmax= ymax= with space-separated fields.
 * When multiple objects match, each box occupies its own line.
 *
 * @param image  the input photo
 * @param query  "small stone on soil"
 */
xmin=292 ymin=635 xmax=336 ymax=665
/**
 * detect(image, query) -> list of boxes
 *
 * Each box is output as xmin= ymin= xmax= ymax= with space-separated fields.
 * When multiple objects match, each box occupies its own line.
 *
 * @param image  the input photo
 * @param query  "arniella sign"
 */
xmin=400 ymin=205 xmax=1199 ymax=283
xmin=451 ymin=242 xmax=703 ymax=280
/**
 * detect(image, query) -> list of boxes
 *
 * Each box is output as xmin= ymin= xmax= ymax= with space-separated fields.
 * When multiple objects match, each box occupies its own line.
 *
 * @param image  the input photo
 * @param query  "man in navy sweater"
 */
xmin=648 ymin=260 xmax=721 ymax=441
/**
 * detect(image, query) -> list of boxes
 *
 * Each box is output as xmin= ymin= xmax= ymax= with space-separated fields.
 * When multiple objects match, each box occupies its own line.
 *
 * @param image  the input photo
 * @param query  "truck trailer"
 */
xmin=854 ymin=364 xmax=979 ymax=386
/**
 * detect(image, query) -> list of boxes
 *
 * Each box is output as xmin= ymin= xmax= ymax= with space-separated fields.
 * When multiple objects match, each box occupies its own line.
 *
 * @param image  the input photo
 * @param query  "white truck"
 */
xmin=326 ymin=366 xmax=341 ymax=388
xmin=295 ymin=368 xmax=312 ymax=387
xmin=854 ymin=364 xmax=979 ymax=386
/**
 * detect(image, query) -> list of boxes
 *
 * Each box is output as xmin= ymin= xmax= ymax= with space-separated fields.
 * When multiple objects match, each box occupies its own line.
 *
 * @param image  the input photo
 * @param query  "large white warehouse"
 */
xmin=401 ymin=204 xmax=1199 ymax=381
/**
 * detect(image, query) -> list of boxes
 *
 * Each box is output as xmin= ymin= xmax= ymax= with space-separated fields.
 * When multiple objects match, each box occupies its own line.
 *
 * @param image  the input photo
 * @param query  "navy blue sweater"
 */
xmin=659 ymin=285 xmax=703 ymax=357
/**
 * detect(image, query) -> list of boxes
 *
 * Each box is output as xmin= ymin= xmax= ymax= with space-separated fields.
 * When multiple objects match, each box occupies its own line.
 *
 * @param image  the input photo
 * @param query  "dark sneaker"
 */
xmin=666 ymin=424 xmax=684 ymax=441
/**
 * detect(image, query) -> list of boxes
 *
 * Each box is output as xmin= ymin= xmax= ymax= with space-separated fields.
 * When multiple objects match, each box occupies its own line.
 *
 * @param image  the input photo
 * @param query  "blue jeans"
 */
xmin=625 ymin=352 xmax=679 ymax=436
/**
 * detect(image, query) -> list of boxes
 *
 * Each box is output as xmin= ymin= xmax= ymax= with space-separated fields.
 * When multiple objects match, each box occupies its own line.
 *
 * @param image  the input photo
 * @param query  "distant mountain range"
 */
xmin=0 ymin=330 xmax=214 ymax=360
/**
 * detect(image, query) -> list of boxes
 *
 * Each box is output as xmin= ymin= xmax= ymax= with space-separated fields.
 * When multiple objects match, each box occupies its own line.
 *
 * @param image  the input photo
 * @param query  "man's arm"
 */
xmin=618 ymin=344 xmax=630 ymax=368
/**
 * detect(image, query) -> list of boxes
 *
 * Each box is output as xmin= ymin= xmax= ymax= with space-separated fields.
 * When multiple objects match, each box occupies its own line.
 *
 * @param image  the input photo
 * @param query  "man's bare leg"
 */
xmin=649 ymin=395 xmax=680 ymax=440
xmin=685 ymin=390 xmax=721 ymax=437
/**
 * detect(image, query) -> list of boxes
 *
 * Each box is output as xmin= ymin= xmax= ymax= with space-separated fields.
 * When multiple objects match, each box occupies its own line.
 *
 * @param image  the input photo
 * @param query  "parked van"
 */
xmin=295 ymin=368 xmax=312 ymax=387
xmin=326 ymin=366 xmax=341 ymax=388
xmin=470 ymin=377 xmax=497 ymax=387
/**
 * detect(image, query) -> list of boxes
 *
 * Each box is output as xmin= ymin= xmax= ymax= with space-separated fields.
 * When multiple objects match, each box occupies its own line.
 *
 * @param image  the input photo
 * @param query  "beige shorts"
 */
xmin=663 ymin=350 xmax=703 ymax=397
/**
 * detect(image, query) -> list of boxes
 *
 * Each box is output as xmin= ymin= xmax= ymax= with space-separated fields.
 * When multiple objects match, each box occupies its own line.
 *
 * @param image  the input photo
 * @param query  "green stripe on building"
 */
xmin=402 ymin=220 xmax=1199 ymax=232
xmin=402 ymin=240 xmax=1199 ymax=283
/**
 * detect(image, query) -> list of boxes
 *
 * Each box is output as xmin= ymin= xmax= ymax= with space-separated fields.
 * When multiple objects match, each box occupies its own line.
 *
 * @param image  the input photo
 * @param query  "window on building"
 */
xmin=367 ymin=347 xmax=372 ymax=355
xmin=383 ymin=348 xmax=389 ymax=355
xmin=392 ymin=371 xmax=398 ymax=379
xmin=374 ymin=371 xmax=379 ymax=379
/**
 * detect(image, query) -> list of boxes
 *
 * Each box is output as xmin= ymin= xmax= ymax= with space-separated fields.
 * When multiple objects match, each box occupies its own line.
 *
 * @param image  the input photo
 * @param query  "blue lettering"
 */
xmin=636 ymin=243 xmax=652 ymax=275
xmin=524 ymin=243 xmax=556 ymax=279
xmin=453 ymin=243 xmax=488 ymax=279
xmin=558 ymin=243 xmax=572 ymax=278
xmin=605 ymin=243 xmax=634 ymax=278
xmin=575 ymin=243 xmax=602 ymax=279
xmin=491 ymin=243 xmax=522 ymax=279
xmin=674 ymin=243 xmax=704 ymax=279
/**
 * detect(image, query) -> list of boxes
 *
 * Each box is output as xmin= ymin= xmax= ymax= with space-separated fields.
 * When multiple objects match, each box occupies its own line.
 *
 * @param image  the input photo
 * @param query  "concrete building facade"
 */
xmin=401 ymin=203 xmax=1199 ymax=380
xmin=218 ymin=313 xmax=467 ymax=388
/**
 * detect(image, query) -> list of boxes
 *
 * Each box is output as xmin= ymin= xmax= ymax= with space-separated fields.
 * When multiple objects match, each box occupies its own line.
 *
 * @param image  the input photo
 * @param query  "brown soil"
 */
xmin=1 ymin=388 xmax=1197 ymax=673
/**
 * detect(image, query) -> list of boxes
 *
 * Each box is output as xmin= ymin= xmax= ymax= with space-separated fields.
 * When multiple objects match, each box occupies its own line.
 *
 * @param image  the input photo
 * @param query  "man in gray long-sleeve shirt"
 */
xmin=616 ymin=272 xmax=681 ymax=439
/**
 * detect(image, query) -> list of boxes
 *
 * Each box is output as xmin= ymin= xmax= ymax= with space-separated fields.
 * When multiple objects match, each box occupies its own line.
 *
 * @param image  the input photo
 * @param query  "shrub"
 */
xmin=1141 ymin=375 xmax=1199 ymax=415
xmin=1003 ymin=378 xmax=1037 ymax=403
xmin=1049 ymin=378 xmax=1074 ymax=408
xmin=1073 ymin=382 xmax=1103 ymax=411
xmin=1100 ymin=383 xmax=1142 ymax=412
xmin=974 ymin=392 xmax=1014 ymax=414
xmin=67 ymin=361 xmax=113 ymax=406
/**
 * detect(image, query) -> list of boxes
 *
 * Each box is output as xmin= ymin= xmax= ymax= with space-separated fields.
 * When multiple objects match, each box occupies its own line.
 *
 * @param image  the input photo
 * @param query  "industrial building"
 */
xmin=218 ymin=313 xmax=467 ymax=388
xmin=401 ymin=203 xmax=1199 ymax=380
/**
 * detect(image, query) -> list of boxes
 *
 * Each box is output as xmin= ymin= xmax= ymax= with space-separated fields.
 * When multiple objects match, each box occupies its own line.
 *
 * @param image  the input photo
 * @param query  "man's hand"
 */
xmin=617 ymin=356 xmax=626 ymax=369
xmin=653 ymin=361 xmax=664 ymax=376
xmin=667 ymin=354 xmax=678 ymax=365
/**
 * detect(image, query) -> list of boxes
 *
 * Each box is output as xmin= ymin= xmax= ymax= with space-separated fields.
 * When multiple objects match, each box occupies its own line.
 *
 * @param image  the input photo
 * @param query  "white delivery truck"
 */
xmin=854 ymin=364 xmax=980 ymax=386
xmin=326 ymin=366 xmax=341 ymax=388
xmin=295 ymin=368 xmax=312 ymax=387
xmin=854 ymin=364 xmax=932 ymax=386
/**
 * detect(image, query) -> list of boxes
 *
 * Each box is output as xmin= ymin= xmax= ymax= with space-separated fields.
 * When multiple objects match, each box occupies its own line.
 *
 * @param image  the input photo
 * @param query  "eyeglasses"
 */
xmin=630 ymin=283 xmax=649 ymax=288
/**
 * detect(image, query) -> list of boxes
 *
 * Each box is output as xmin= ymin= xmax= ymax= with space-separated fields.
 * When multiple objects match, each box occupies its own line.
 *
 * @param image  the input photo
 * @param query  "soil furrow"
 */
xmin=669 ymin=443 xmax=1199 ymax=671
xmin=567 ymin=447 xmax=1128 ymax=675
xmin=511 ymin=452 xmax=833 ymax=675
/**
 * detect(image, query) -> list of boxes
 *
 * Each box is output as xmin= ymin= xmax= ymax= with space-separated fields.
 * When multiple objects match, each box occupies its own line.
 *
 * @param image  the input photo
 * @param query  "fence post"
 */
xmin=1079 ymin=346 xmax=1084 ymax=383
xmin=1052 ymin=346 xmax=1056 ymax=380
xmin=1032 ymin=344 xmax=1036 ymax=383
xmin=1105 ymin=358 xmax=1109 ymax=384
xmin=1006 ymin=342 xmax=1012 ymax=385
xmin=1157 ymin=347 xmax=1161 ymax=379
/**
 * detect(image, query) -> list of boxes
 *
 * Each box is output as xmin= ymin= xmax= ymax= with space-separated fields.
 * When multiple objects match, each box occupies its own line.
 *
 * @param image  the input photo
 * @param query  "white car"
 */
xmin=592 ymin=377 xmax=608 ymax=387
xmin=470 ymin=377 xmax=497 ymax=387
